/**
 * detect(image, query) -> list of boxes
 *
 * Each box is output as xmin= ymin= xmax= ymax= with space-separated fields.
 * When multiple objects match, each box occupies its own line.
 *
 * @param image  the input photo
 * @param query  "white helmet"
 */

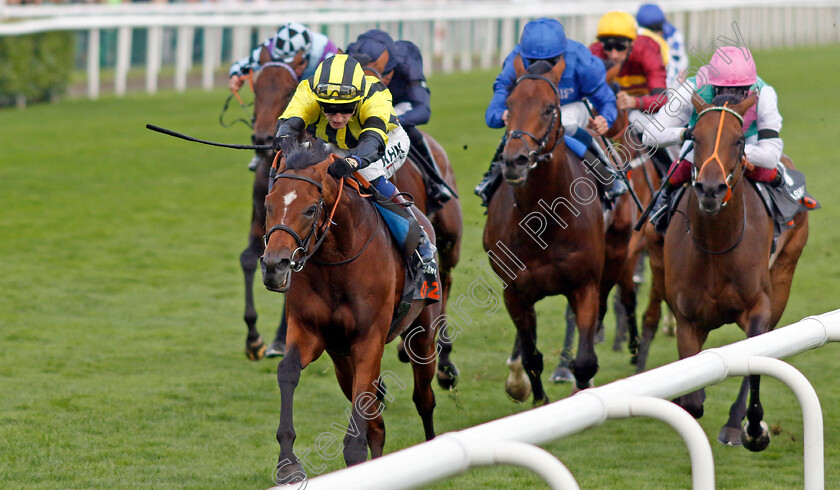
xmin=271 ymin=22 xmax=313 ymax=62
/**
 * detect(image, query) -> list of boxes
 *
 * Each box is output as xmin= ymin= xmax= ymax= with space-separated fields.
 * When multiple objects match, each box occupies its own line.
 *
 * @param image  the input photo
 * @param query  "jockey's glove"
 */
xmin=682 ymin=126 xmax=695 ymax=142
xmin=328 ymin=155 xmax=361 ymax=179
xmin=273 ymin=117 xmax=305 ymax=152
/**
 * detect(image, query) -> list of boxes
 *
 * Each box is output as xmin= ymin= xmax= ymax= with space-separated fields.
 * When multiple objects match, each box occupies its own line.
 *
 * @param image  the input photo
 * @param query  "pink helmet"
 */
xmin=706 ymin=47 xmax=756 ymax=86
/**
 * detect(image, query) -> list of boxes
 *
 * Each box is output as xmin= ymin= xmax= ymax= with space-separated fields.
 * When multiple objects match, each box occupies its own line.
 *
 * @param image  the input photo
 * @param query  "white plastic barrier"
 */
xmin=276 ymin=310 xmax=840 ymax=490
xmin=1 ymin=0 xmax=839 ymax=99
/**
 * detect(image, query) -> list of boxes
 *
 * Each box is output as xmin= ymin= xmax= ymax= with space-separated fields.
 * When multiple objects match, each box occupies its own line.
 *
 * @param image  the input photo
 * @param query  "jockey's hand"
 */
xmin=328 ymin=155 xmax=360 ymax=179
xmin=615 ymin=91 xmax=638 ymax=110
xmin=502 ymin=109 xmax=509 ymax=126
xmin=229 ymin=75 xmax=244 ymax=92
xmin=588 ymin=115 xmax=609 ymax=136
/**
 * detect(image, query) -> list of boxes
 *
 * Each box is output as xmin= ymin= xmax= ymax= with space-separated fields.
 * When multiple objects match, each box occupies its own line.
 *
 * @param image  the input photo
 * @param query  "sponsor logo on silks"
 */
xmin=420 ymin=280 xmax=440 ymax=300
xmin=383 ymin=141 xmax=407 ymax=167
xmin=558 ymin=87 xmax=575 ymax=100
xmin=791 ymin=185 xmax=805 ymax=200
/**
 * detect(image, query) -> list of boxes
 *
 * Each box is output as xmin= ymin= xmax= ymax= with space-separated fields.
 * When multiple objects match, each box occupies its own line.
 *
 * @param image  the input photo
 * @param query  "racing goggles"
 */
xmin=600 ymin=39 xmax=630 ymax=52
xmin=319 ymin=101 xmax=358 ymax=115
xmin=314 ymin=82 xmax=360 ymax=101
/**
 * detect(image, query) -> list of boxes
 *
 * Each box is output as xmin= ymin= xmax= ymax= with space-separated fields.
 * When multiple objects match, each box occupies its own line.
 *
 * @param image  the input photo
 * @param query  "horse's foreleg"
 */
xmin=274 ymin=333 xmax=323 ymax=484
xmin=241 ymin=233 xmax=266 ymax=361
xmin=739 ymin=301 xmax=772 ymax=451
xmin=435 ymin=267 xmax=459 ymax=389
xmin=548 ymin=306 xmax=575 ymax=384
xmin=504 ymin=294 xmax=545 ymax=405
xmin=406 ymin=307 xmax=438 ymax=441
xmin=345 ymin=337 xmax=387 ymax=464
xmin=718 ymin=377 xmax=749 ymax=446
xmin=569 ymin=284 xmax=600 ymax=391
xmin=672 ymin=319 xmax=709 ymax=419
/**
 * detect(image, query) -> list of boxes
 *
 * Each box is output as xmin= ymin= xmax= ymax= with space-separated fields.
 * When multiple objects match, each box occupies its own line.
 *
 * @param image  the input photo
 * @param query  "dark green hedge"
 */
xmin=0 ymin=31 xmax=74 ymax=108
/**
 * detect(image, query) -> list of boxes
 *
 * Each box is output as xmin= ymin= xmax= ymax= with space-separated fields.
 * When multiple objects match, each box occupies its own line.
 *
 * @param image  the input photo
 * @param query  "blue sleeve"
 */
xmin=396 ymin=41 xmax=426 ymax=81
xmin=576 ymin=51 xmax=617 ymax=127
xmin=485 ymin=49 xmax=519 ymax=128
xmin=398 ymin=81 xmax=431 ymax=127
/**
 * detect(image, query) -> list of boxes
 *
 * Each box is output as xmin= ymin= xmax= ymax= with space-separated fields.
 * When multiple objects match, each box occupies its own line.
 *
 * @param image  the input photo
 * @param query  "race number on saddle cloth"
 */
xmin=273 ymin=54 xmax=440 ymax=304
xmin=641 ymin=46 xmax=818 ymax=233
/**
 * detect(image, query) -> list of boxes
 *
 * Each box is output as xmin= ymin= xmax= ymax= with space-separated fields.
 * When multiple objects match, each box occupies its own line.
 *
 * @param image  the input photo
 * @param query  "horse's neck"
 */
xmin=317 ymin=187 xmax=378 ymax=260
xmin=513 ymin=144 xmax=576 ymax=208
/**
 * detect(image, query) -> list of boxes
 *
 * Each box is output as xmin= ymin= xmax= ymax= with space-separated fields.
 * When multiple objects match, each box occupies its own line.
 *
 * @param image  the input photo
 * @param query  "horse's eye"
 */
xmin=304 ymin=205 xmax=317 ymax=218
xmin=544 ymin=105 xmax=554 ymax=116
xmin=265 ymin=205 xmax=274 ymax=215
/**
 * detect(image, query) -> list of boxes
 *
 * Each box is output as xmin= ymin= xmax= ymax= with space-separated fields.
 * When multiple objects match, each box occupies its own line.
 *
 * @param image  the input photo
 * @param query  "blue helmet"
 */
xmin=520 ymin=18 xmax=567 ymax=60
xmin=636 ymin=4 xmax=667 ymax=29
xmin=347 ymin=29 xmax=399 ymax=74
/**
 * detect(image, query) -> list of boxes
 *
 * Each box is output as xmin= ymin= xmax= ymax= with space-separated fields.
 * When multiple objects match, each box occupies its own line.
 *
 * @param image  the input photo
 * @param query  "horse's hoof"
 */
xmin=265 ymin=340 xmax=286 ymax=358
xmin=741 ymin=421 xmax=771 ymax=452
xmin=397 ymin=340 xmax=410 ymax=363
xmin=630 ymin=354 xmax=639 ymax=366
xmin=548 ymin=366 xmax=575 ymax=384
xmin=505 ymin=357 xmax=531 ymax=403
xmin=717 ymin=426 xmax=743 ymax=446
xmin=436 ymin=363 xmax=460 ymax=389
xmin=245 ymin=336 xmax=266 ymax=361
xmin=570 ymin=378 xmax=595 ymax=395
xmin=273 ymin=458 xmax=307 ymax=485
xmin=533 ymin=395 xmax=550 ymax=407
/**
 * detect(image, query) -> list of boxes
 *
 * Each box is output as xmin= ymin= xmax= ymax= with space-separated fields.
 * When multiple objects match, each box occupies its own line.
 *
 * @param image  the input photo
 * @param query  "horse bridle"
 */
xmin=263 ymin=173 xmax=328 ymax=272
xmin=690 ymin=104 xmax=748 ymax=206
xmin=506 ymin=74 xmax=562 ymax=168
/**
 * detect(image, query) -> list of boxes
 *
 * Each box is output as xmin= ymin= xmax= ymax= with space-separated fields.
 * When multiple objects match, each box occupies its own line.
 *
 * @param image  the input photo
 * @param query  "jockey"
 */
xmin=347 ymin=29 xmax=454 ymax=209
xmin=476 ymin=17 xmax=626 ymax=208
xmin=272 ymin=54 xmax=438 ymax=278
xmin=589 ymin=11 xmax=667 ymax=127
xmin=228 ymin=22 xmax=339 ymax=171
xmin=642 ymin=46 xmax=790 ymax=231
xmin=636 ymin=3 xmax=690 ymax=90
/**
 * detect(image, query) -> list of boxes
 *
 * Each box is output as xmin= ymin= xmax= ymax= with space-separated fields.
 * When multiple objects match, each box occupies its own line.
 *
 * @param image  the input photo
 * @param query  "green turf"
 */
xmin=1 ymin=44 xmax=839 ymax=489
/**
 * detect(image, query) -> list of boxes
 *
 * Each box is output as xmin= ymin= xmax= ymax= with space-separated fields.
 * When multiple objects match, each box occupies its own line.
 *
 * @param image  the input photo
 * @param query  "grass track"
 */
xmin=1 ymin=44 xmax=839 ymax=489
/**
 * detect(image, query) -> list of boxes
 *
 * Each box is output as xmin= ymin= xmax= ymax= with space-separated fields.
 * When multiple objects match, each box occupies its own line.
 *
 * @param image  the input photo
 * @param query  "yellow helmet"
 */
xmin=597 ymin=11 xmax=638 ymax=40
xmin=311 ymin=54 xmax=367 ymax=104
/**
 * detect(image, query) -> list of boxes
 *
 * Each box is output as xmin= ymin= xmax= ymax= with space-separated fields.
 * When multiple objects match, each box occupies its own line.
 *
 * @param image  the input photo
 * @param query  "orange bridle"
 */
xmin=693 ymin=103 xmax=750 ymax=204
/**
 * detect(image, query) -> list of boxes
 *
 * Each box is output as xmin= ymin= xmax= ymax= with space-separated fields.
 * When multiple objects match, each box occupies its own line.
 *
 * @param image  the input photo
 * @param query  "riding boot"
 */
xmin=648 ymin=181 xmax=676 ymax=233
xmin=405 ymin=125 xmax=453 ymax=207
xmin=582 ymin=139 xmax=628 ymax=202
xmin=475 ymin=136 xmax=507 ymax=209
xmin=389 ymin=191 xmax=439 ymax=293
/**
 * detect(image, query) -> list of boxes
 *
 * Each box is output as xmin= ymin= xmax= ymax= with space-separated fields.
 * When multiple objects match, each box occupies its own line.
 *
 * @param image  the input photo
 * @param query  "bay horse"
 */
xmin=239 ymin=47 xmax=307 ymax=360
xmin=660 ymin=93 xmax=808 ymax=449
xmin=262 ymin=138 xmax=440 ymax=481
xmin=356 ymin=48 xmax=463 ymax=388
xmin=484 ymin=56 xmax=632 ymax=402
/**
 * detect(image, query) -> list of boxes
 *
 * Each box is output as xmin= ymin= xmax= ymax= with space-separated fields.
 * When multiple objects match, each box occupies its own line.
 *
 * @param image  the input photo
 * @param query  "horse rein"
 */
xmin=692 ymin=103 xmax=748 ymax=205
xmin=506 ymin=74 xmax=561 ymax=168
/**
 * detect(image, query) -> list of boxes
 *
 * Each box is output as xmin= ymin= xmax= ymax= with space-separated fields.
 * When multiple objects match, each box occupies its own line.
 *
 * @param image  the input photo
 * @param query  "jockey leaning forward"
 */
xmin=229 ymin=22 xmax=339 ymax=171
xmin=347 ymin=29 xmax=454 ymax=209
xmin=475 ymin=17 xmax=627 ymax=208
xmin=272 ymin=54 xmax=438 ymax=282
xmin=642 ymin=46 xmax=803 ymax=232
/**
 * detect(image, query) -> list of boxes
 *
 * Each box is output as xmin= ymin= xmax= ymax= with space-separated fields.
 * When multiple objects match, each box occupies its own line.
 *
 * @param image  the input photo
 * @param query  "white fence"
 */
xmin=278 ymin=310 xmax=840 ymax=489
xmin=1 ymin=0 xmax=839 ymax=99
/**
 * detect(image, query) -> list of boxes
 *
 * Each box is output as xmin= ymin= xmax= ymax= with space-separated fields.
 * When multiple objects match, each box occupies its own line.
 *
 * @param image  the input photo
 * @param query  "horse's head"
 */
xmin=689 ymin=92 xmax=757 ymax=214
xmin=261 ymin=138 xmax=336 ymax=292
xmin=501 ymin=55 xmax=565 ymax=184
xmin=252 ymin=48 xmax=307 ymax=153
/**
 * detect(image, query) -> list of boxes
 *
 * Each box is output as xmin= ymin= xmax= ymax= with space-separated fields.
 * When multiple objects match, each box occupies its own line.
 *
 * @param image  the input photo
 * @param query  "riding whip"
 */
xmin=146 ymin=123 xmax=272 ymax=150
xmin=633 ymin=140 xmax=694 ymax=231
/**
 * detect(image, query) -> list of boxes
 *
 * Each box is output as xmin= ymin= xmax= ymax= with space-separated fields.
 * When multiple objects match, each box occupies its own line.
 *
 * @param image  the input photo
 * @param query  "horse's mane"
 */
xmin=710 ymin=93 xmax=743 ymax=107
xmin=526 ymin=60 xmax=553 ymax=75
xmin=280 ymin=136 xmax=333 ymax=170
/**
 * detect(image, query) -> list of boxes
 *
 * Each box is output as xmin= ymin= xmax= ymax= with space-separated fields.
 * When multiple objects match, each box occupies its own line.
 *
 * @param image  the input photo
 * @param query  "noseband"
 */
xmin=691 ymin=103 xmax=747 ymax=205
xmin=506 ymin=74 xmax=561 ymax=168
xmin=263 ymin=173 xmax=328 ymax=272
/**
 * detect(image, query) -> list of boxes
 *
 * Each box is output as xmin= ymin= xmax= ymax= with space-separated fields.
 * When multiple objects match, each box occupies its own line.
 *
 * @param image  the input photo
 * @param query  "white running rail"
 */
xmin=275 ymin=310 xmax=840 ymax=490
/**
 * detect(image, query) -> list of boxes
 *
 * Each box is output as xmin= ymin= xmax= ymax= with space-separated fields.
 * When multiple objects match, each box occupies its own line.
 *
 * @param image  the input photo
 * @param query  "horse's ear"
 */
xmin=259 ymin=46 xmax=271 ymax=65
xmin=372 ymin=50 xmax=389 ymax=78
xmin=513 ymin=54 xmax=526 ymax=78
xmin=335 ymin=48 xmax=344 ymax=55
xmin=732 ymin=92 xmax=758 ymax=116
xmin=291 ymin=50 xmax=307 ymax=78
xmin=691 ymin=91 xmax=712 ymax=114
xmin=548 ymin=56 xmax=566 ymax=83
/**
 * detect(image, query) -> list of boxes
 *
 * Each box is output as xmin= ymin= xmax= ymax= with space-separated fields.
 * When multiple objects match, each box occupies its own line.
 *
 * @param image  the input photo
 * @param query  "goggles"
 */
xmin=713 ymin=85 xmax=751 ymax=99
xmin=525 ymin=55 xmax=562 ymax=66
xmin=314 ymin=82 xmax=360 ymax=101
xmin=601 ymin=39 xmax=630 ymax=52
xmin=320 ymin=102 xmax=358 ymax=115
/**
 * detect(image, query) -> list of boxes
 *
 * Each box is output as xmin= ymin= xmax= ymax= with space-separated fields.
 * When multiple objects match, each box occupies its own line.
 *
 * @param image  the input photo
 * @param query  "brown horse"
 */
xmin=484 ymin=56 xmax=632 ymax=401
xmin=262 ymin=138 xmax=440 ymax=482
xmin=239 ymin=47 xmax=307 ymax=360
xmin=658 ymin=93 xmax=808 ymax=449
xmin=353 ymin=49 xmax=464 ymax=388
